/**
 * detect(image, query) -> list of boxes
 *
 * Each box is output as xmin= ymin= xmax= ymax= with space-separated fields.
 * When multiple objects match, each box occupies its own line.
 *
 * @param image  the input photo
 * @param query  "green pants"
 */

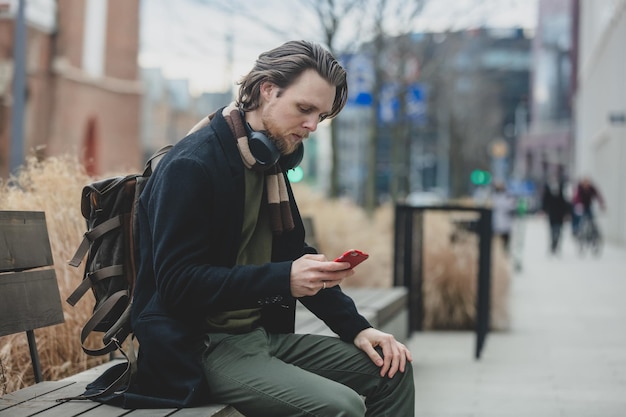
xmin=200 ymin=327 xmax=415 ymax=417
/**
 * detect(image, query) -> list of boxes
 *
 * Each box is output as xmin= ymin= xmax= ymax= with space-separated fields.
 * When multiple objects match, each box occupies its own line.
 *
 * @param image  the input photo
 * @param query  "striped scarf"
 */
xmin=188 ymin=104 xmax=294 ymax=235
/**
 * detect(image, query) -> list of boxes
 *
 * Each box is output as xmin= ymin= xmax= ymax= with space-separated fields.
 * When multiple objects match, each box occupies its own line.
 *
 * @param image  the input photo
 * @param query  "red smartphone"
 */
xmin=334 ymin=249 xmax=369 ymax=269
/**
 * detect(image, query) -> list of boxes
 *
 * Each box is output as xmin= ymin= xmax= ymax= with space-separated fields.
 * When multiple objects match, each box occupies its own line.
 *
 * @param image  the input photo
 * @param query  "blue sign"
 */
xmin=341 ymin=53 xmax=427 ymax=124
xmin=508 ymin=179 xmax=535 ymax=196
xmin=341 ymin=53 xmax=374 ymax=107
xmin=379 ymin=83 xmax=427 ymax=124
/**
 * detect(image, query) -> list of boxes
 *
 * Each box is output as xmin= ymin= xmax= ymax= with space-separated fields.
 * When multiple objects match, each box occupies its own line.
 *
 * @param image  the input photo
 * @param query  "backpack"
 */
xmin=66 ymin=145 xmax=172 ymax=399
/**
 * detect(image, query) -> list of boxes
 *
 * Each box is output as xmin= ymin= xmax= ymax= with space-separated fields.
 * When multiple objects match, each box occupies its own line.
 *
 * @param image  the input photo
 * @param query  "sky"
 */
xmin=139 ymin=0 xmax=538 ymax=95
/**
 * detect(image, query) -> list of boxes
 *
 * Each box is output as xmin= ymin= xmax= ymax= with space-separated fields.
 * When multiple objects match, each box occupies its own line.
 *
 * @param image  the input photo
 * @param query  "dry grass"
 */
xmin=0 ymin=158 xmax=510 ymax=396
xmin=420 ymin=211 xmax=510 ymax=330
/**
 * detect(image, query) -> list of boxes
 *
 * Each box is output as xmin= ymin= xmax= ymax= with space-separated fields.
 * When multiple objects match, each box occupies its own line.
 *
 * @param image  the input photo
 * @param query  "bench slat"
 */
xmin=0 ymin=381 xmax=84 ymax=417
xmin=0 ymin=211 xmax=54 ymax=272
xmin=170 ymin=405 xmax=245 ymax=416
xmin=82 ymin=404 xmax=176 ymax=417
xmin=122 ymin=409 xmax=179 ymax=417
xmin=33 ymin=399 xmax=102 ymax=417
xmin=0 ymin=379 xmax=166 ymax=417
xmin=62 ymin=404 xmax=131 ymax=417
xmin=354 ymin=287 xmax=408 ymax=325
xmin=0 ymin=381 xmax=74 ymax=412
xmin=0 ymin=269 xmax=65 ymax=336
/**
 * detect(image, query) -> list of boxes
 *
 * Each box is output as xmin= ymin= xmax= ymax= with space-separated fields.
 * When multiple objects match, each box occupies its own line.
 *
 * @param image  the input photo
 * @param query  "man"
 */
xmin=572 ymin=176 xmax=606 ymax=236
xmin=541 ymin=174 xmax=570 ymax=254
xmin=129 ymin=40 xmax=414 ymax=416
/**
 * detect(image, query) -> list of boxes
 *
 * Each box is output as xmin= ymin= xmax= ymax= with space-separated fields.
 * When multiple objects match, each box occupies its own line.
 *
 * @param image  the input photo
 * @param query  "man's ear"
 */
xmin=259 ymin=81 xmax=276 ymax=101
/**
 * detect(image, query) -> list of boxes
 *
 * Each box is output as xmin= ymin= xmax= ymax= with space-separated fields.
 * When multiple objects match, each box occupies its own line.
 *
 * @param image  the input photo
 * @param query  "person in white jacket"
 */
xmin=491 ymin=182 xmax=516 ymax=254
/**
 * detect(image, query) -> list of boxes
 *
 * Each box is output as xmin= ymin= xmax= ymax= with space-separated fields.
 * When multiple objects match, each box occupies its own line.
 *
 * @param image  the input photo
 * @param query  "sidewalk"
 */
xmin=407 ymin=215 xmax=626 ymax=417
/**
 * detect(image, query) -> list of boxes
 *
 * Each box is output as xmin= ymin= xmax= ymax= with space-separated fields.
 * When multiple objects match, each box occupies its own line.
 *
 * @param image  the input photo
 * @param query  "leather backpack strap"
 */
xmin=68 ymin=215 xmax=123 ymax=267
xmin=143 ymin=144 xmax=173 ymax=176
xmin=66 ymin=265 xmax=124 ymax=306
xmin=56 ymin=336 xmax=137 ymax=402
xmin=79 ymin=290 xmax=129 ymax=356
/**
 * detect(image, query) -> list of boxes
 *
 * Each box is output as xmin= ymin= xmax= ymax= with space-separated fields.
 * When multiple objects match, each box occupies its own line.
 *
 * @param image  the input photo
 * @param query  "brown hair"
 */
xmin=236 ymin=40 xmax=348 ymax=120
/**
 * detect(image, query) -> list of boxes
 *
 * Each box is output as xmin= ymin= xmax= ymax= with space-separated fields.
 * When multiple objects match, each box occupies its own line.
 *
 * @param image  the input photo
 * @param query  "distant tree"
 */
xmin=360 ymin=0 xmax=426 ymax=214
xmin=300 ymin=0 xmax=365 ymax=198
xmin=417 ymin=31 xmax=504 ymax=198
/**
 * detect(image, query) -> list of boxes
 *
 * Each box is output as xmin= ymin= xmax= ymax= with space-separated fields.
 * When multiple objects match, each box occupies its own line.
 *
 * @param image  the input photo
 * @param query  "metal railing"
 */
xmin=393 ymin=204 xmax=493 ymax=359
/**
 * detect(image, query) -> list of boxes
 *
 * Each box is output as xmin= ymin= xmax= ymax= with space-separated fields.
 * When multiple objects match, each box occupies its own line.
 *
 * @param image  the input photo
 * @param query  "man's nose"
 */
xmin=303 ymin=116 xmax=319 ymax=132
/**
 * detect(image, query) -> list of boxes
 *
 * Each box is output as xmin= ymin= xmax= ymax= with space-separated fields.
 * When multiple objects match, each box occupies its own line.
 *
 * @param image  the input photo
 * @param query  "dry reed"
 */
xmin=0 ymin=157 xmax=510 ymax=396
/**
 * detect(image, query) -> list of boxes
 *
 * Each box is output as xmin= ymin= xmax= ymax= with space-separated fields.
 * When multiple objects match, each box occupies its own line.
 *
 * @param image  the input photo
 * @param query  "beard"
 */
xmin=262 ymin=113 xmax=301 ymax=156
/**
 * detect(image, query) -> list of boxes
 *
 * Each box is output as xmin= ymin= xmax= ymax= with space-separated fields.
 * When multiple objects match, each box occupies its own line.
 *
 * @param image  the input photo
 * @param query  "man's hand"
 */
xmin=290 ymin=254 xmax=355 ymax=298
xmin=354 ymin=328 xmax=413 ymax=378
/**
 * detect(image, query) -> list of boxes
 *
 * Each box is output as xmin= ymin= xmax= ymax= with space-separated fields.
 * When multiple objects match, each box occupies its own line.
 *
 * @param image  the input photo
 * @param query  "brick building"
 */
xmin=0 ymin=0 xmax=141 ymax=178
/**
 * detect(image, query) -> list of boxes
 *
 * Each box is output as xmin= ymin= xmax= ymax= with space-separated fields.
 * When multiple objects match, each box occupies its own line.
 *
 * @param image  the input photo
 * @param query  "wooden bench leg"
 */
xmin=26 ymin=330 xmax=43 ymax=383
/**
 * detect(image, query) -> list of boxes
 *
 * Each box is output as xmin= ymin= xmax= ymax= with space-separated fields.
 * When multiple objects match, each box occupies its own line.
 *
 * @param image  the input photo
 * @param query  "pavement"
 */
xmin=407 ymin=215 xmax=626 ymax=417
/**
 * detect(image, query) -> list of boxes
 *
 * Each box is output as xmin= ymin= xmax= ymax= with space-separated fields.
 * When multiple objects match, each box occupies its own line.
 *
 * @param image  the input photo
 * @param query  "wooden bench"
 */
xmin=0 ymin=211 xmax=409 ymax=417
xmin=0 ymin=211 xmax=65 ymax=384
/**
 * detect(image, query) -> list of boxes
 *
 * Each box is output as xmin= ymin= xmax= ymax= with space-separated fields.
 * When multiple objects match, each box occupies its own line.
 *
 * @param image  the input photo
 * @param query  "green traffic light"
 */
xmin=470 ymin=169 xmax=492 ymax=185
xmin=287 ymin=166 xmax=304 ymax=183
xmin=470 ymin=170 xmax=485 ymax=184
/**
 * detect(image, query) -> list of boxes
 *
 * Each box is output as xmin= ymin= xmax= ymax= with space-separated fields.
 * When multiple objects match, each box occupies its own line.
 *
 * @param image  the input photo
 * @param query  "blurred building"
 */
xmin=335 ymin=28 xmax=531 ymax=204
xmin=574 ymin=0 xmax=626 ymax=244
xmin=140 ymin=65 xmax=233 ymax=160
xmin=0 ymin=0 xmax=142 ymax=178
xmin=515 ymin=0 xmax=577 ymax=187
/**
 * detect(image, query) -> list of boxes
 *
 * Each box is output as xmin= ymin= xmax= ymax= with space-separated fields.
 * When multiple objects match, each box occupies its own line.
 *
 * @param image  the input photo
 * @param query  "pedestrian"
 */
xmin=122 ymin=40 xmax=414 ymax=416
xmin=572 ymin=176 xmax=606 ymax=236
xmin=541 ymin=175 xmax=571 ymax=254
xmin=491 ymin=181 xmax=516 ymax=255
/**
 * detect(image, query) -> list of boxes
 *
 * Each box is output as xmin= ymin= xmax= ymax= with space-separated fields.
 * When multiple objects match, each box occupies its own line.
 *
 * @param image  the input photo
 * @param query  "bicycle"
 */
xmin=576 ymin=214 xmax=602 ymax=256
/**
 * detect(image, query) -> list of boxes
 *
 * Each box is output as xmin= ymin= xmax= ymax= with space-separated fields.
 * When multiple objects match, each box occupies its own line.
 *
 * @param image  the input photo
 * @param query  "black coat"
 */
xmin=98 ymin=109 xmax=372 ymax=408
xmin=542 ymin=182 xmax=570 ymax=225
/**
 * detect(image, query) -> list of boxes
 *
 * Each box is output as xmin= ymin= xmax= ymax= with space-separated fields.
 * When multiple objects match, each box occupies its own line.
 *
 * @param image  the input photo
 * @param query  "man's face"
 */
xmin=260 ymin=69 xmax=336 ymax=155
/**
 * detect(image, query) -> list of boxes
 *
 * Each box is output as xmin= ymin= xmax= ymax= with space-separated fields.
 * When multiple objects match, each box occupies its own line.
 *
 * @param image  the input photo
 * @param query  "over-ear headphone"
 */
xmin=280 ymin=144 xmax=304 ymax=171
xmin=241 ymin=111 xmax=303 ymax=171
